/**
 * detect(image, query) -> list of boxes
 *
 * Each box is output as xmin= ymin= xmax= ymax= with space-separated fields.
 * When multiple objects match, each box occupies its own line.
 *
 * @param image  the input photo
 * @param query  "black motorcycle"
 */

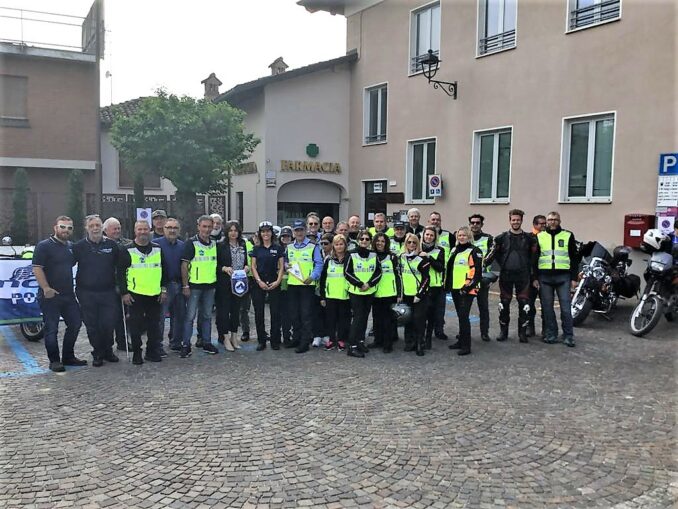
xmin=629 ymin=249 xmax=678 ymax=337
xmin=571 ymin=242 xmax=639 ymax=326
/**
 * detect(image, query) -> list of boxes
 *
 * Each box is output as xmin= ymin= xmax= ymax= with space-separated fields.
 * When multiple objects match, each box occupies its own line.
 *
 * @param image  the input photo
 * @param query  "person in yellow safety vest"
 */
xmin=119 ymin=220 xmax=167 ymax=365
xmin=180 ymin=215 xmax=219 ymax=358
xmin=399 ymin=233 xmax=431 ymax=356
xmin=344 ymin=230 xmax=382 ymax=358
xmin=278 ymin=226 xmax=294 ymax=344
xmin=390 ymin=221 xmax=407 ymax=256
xmin=284 ymin=219 xmax=324 ymax=354
xmin=420 ymin=226 xmax=446 ymax=350
xmin=371 ymin=232 xmax=402 ymax=353
xmin=318 ymin=234 xmax=351 ymax=352
xmin=469 ymin=213 xmax=494 ymax=342
xmin=533 ymin=211 xmax=579 ymax=347
xmin=427 ymin=211 xmax=454 ymax=340
xmin=367 ymin=212 xmax=395 ymax=239
xmin=445 ymin=226 xmax=483 ymax=356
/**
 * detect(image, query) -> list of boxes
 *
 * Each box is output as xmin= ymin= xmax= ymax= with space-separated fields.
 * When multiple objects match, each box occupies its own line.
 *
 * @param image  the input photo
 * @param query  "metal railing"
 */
xmin=364 ymin=133 xmax=387 ymax=144
xmin=478 ymin=29 xmax=516 ymax=55
xmin=410 ymin=49 xmax=439 ymax=74
xmin=570 ymin=0 xmax=621 ymax=30
xmin=0 ymin=6 xmax=89 ymax=53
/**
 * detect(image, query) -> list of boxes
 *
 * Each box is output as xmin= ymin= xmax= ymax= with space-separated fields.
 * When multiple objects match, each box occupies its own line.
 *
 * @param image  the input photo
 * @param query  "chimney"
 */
xmin=268 ymin=57 xmax=288 ymax=76
xmin=201 ymin=72 xmax=223 ymax=101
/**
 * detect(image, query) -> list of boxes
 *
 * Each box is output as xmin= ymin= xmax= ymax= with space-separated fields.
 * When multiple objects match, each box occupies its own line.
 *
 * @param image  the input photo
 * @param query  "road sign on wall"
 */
xmin=428 ymin=174 xmax=442 ymax=198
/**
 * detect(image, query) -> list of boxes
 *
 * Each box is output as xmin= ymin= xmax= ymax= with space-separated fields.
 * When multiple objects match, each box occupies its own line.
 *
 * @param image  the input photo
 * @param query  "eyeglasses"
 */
xmin=307 ymin=223 xmax=318 ymax=227
xmin=57 ymin=224 xmax=74 ymax=231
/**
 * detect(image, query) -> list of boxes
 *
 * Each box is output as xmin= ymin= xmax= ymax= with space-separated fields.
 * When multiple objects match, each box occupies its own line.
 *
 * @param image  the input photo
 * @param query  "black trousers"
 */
xmin=77 ymin=289 xmax=117 ymax=360
xmin=217 ymin=282 xmax=243 ymax=334
xmin=128 ymin=293 xmax=162 ymax=355
xmin=215 ymin=284 xmax=228 ymax=336
xmin=451 ymin=290 xmax=474 ymax=352
xmin=528 ymin=283 xmax=542 ymax=328
xmin=252 ymin=284 xmax=281 ymax=346
xmin=403 ymin=294 xmax=428 ymax=350
xmin=373 ymin=296 xmax=395 ymax=347
xmin=349 ymin=294 xmax=373 ymax=347
xmin=425 ymin=287 xmax=444 ymax=337
xmin=472 ymin=282 xmax=490 ymax=335
xmin=498 ymin=274 xmax=531 ymax=329
xmin=325 ymin=298 xmax=350 ymax=342
xmin=311 ymin=294 xmax=326 ymax=338
xmin=287 ymin=285 xmax=315 ymax=347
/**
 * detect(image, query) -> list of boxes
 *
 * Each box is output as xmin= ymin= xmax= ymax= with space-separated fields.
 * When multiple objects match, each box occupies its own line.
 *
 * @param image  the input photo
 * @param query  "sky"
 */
xmin=0 ymin=0 xmax=347 ymax=105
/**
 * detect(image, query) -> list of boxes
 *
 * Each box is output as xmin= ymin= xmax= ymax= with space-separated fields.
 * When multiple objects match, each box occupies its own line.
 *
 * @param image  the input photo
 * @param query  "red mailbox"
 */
xmin=624 ymin=214 xmax=655 ymax=248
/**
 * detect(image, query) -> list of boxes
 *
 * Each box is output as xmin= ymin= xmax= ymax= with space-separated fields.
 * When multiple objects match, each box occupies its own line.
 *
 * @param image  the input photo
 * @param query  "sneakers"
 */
xmin=322 ymin=336 xmax=330 ymax=346
xmin=325 ymin=340 xmax=335 ymax=351
xmin=203 ymin=343 xmax=219 ymax=355
xmin=49 ymin=361 xmax=65 ymax=372
xmin=312 ymin=337 xmax=323 ymax=348
xmin=180 ymin=346 xmax=192 ymax=358
xmin=337 ymin=340 xmax=346 ymax=352
xmin=543 ymin=337 xmax=558 ymax=344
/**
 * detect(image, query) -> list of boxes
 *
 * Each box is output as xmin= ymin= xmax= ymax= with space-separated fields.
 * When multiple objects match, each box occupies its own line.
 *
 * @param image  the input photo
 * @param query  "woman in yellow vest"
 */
xmin=400 ymin=233 xmax=431 ymax=356
xmin=319 ymin=234 xmax=350 ymax=352
xmin=445 ymin=226 xmax=483 ymax=356
xmin=371 ymin=232 xmax=401 ymax=353
xmin=421 ymin=226 xmax=446 ymax=350
xmin=344 ymin=230 xmax=382 ymax=358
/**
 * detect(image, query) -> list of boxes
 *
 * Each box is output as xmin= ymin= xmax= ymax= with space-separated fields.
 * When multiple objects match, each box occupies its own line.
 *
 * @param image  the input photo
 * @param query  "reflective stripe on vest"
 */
xmin=245 ymin=239 xmax=253 ymax=267
xmin=537 ymin=230 xmax=572 ymax=271
xmin=428 ymin=248 xmax=444 ymax=288
xmin=127 ymin=247 xmax=162 ymax=296
xmin=390 ymin=239 xmax=405 ymax=256
xmin=189 ymin=240 xmax=217 ymax=284
xmin=287 ymin=243 xmax=315 ymax=286
xmin=348 ymin=252 xmax=377 ymax=295
xmin=325 ymin=259 xmax=348 ymax=300
xmin=375 ymin=255 xmax=397 ymax=298
xmin=452 ymin=248 xmax=474 ymax=290
xmin=401 ymin=254 xmax=423 ymax=297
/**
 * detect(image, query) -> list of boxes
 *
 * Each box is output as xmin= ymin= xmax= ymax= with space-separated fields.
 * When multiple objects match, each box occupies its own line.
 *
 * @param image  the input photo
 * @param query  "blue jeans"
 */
xmin=539 ymin=273 xmax=574 ymax=340
xmin=38 ymin=293 xmax=82 ymax=362
xmin=183 ymin=287 xmax=215 ymax=348
xmin=161 ymin=281 xmax=186 ymax=349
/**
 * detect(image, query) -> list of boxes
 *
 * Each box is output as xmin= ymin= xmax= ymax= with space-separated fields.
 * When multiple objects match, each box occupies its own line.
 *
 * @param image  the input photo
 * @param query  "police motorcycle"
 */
xmin=571 ymin=241 xmax=639 ymax=326
xmin=629 ymin=229 xmax=678 ymax=337
xmin=0 ymin=236 xmax=45 ymax=341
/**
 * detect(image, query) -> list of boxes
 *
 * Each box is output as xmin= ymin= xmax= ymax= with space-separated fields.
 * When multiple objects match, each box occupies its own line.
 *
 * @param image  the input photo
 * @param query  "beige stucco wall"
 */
xmin=346 ymin=0 xmax=677 ymax=246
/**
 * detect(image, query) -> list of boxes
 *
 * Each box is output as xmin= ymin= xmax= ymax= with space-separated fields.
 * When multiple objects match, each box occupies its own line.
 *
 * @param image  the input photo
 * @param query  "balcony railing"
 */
xmin=410 ymin=49 xmax=439 ymax=74
xmin=478 ymin=29 xmax=516 ymax=55
xmin=569 ymin=0 xmax=621 ymax=30
xmin=364 ymin=133 xmax=387 ymax=144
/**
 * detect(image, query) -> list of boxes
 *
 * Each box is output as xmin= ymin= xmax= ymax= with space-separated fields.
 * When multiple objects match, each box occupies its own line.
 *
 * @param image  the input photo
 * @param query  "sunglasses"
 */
xmin=57 ymin=224 xmax=74 ymax=231
xmin=307 ymin=222 xmax=319 ymax=226
xmin=406 ymin=240 xmax=417 ymax=245
xmin=359 ymin=237 xmax=371 ymax=241
xmin=470 ymin=221 xmax=482 ymax=225
xmin=320 ymin=241 xmax=330 ymax=246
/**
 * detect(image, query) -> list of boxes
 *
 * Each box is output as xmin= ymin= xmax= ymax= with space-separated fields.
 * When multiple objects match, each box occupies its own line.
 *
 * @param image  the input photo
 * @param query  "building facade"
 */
xmin=298 ymin=0 xmax=676 ymax=247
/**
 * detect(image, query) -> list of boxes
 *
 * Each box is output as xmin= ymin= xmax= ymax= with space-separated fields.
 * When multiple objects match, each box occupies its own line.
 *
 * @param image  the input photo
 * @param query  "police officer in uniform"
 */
xmin=485 ymin=209 xmax=536 ymax=343
xmin=469 ymin=214 xmax=493 ymax=341
xmin=534 ymin=211 xmax=578 ymax=347
xmin=118 ymin=220 xmax=167 ymax=365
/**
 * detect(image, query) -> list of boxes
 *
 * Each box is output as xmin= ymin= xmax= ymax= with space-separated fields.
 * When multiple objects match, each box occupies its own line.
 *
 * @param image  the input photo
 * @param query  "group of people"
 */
xmin=31 ymin=206 xmax=580 ymax=372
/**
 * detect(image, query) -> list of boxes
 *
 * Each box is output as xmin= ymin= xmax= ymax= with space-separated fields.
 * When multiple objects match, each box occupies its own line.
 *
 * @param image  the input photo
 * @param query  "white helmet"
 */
xmin=641 ymin=228 xmax=668 ymax=252
xmin=272 ymin=225 xmax=282 ymax=237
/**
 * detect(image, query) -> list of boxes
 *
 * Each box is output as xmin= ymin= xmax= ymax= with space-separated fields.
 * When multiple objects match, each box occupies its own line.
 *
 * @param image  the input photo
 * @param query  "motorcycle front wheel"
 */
xmin=629 ymin=294 xmax=663 ymax=337
xmin=571 ymin=291 xmax=593 ymax=326
xmin=20 ymin=321 xmax=44 ymax=341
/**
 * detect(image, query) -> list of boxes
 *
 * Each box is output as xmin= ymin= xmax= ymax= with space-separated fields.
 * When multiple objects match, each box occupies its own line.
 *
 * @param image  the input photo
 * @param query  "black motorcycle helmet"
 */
xmin=612 ymin=245 xmax=632 ymax=264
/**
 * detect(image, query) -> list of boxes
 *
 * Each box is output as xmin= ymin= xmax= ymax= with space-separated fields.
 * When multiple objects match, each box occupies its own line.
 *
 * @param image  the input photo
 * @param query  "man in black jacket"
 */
xmin=486 ymin=209 xmax=535 ymax=343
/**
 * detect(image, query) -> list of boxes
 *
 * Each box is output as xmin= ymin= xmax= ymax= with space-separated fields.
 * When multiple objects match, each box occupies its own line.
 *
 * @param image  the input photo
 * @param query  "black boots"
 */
xmin=525 ymin=322 xmax=536 ymax=338
xmin=496 ymin=324 xmax=509 ymax=342
xmin=347 ymin=345 xmax=364 ymax=358
xmin=519 ymin=326 xmax=529 ymax=343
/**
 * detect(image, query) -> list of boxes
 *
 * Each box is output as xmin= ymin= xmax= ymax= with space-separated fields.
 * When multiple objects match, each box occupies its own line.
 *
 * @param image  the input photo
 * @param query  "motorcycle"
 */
xmin=571 ymin=242 xmax=639 ymax=326
xmin=0 ymin=236 xmax=45 ymax=341
xmin=629 ymin=249 xmax=678 ymax=337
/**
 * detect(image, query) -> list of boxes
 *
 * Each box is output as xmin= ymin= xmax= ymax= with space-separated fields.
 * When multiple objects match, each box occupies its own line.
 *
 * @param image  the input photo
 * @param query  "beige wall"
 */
xmin=346 ymin=0 xmax=676 ymax=246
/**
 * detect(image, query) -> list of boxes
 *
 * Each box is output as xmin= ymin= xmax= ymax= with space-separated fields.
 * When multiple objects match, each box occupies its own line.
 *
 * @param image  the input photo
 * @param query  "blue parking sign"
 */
xmin=659 ymin=153 xmax=678 ymax=175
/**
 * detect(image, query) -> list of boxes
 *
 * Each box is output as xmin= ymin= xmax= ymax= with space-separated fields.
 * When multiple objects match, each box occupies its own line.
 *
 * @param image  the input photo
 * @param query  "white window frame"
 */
xmin=476 ymin=0 xmax=518 ymax=58
xmin=470 ymin=126 xmax=513 ymax=204
xmin=559 ymin=111 xmax=616 ymax=203
xmin=408 ymin=1 xmax=441 ymax=77
xmin=362 ymin=82 xmax=388 ymax=146
xmin=406 ymin=137 xmax=437 ymax=205
xmin=565 ymin=0 xmax=622 ymax=34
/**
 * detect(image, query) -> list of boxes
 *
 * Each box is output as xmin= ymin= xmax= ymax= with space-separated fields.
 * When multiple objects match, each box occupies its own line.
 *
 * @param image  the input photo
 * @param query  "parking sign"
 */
xmin=428 ymin=174 xmax=442 ymax=198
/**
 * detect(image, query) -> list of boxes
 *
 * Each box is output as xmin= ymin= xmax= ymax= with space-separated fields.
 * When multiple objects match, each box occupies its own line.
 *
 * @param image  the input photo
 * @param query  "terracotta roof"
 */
xmin=215 ymin=50 xmax=357 ymax=104
xmin=100 ymin=97 xmax=148 ymax=128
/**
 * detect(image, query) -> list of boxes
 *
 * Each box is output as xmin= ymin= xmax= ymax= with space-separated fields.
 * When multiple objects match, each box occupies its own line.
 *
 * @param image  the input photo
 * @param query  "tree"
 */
xmin=10 ymin=168 xmax=29 ymax=245
xmin=110 ymin=90 xmax=258 ymax=235
xmin=67 ymin=170 xmax=84 ymax=240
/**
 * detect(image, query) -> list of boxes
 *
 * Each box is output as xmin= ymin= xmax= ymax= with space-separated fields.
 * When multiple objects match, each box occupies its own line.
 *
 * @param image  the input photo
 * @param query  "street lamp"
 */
xmin=419 ymin=49 xmax=458 ymax=99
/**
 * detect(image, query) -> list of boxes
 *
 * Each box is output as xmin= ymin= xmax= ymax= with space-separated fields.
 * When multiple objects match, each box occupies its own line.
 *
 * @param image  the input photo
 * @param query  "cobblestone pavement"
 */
xmin=0 ymin=294 xmax=676 ymax=508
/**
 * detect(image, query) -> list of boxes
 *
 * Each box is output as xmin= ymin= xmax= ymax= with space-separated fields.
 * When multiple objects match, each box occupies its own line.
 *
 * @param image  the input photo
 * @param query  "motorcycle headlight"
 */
xmin=592 ymin=267 xmax=606 ymax=280
xmin=650 ymin=261 xmax=665 ymax=272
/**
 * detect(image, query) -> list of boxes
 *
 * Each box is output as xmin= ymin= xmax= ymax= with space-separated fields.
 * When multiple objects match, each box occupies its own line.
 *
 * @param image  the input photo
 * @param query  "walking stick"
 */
xmin=121 ymin=297 xmax=130 ymax=362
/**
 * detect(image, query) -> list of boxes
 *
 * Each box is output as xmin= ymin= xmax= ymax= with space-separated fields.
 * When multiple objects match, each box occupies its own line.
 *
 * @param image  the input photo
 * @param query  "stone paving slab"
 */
xmin=0 ymin=294 xmax=675 ymax=508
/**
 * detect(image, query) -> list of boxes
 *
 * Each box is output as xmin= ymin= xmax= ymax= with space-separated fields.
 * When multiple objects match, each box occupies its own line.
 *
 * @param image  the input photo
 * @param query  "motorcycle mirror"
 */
xmin=1 ymin=236 xmax=12 ymax=246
